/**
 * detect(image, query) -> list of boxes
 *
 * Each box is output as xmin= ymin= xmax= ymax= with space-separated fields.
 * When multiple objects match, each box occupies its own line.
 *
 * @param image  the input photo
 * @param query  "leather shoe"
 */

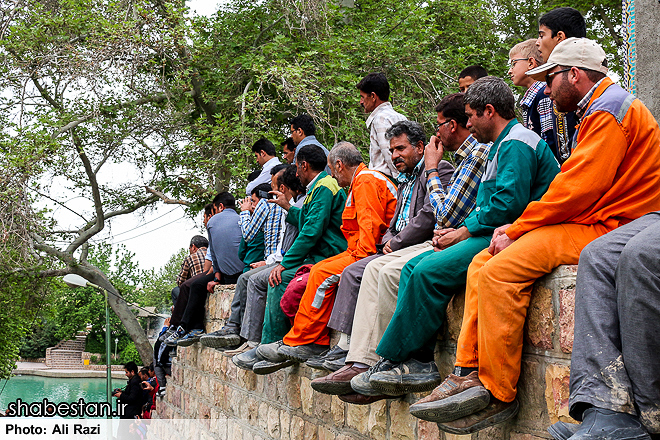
xmin=311 ymin=364 xmax=368 ymax=395
xmin=567 ymin=408 xmax=651 ymax=440
xmin=338 ymin=393 xmax=389 ymax=405
xmin=278 ymin=343 xmax=329 ymax=363
xmin=548 ymin=421 xmax=580 ymax=440
xmin=438 ymin=398 xmax=519 ymax=435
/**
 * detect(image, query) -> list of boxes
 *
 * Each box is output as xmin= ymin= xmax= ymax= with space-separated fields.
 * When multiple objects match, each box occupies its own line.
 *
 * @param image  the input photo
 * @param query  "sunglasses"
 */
xmin=545 ymin=68 xmax=573 ymax=87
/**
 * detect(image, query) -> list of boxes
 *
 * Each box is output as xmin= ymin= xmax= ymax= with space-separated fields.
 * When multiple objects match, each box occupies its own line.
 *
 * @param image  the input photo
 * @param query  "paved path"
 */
xmin=13 ymin=362 xmax=126 ymax=379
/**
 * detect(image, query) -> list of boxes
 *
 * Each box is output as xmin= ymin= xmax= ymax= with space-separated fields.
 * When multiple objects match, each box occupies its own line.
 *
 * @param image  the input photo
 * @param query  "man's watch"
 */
xmin=425 ymin=168 xmax=439 ymax=178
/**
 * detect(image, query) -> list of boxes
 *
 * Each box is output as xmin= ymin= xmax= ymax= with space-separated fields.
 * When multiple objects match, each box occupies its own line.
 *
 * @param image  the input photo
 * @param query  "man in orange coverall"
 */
xmin=409 ymin=38 xmax=660 ymax=435
xmin=275 ymin=141 xmax=398 ymax=364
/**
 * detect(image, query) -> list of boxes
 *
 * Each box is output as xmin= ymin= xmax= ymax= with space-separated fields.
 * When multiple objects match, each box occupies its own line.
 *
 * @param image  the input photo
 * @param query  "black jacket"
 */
xmin=118 ymin=374 xmax=144 ymax=419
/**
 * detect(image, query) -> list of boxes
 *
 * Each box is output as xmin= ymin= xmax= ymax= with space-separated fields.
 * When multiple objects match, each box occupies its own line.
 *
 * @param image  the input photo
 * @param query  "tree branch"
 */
xmin=145 ymin=187 xmax=191 ymax=206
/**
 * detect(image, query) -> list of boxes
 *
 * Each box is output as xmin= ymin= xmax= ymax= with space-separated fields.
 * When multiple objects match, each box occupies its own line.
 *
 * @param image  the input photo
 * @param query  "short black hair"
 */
xmin=435 ymin=93 xmax=468 ymax=128
xmin=212 ymin=191 xmax=236 ymax=209
xmin=148 ymin=364 xmax=155 ymax=373
xmin=251 ymin=138 xmax=276 ymax=156
xmin=464 ymin=76 xmax=516 ymax=120
xmin=124 ymin=361 xmax=138 ymax=375
xmin=281 ymin=137 xmax=295 ymax=151
xmin=270 ymin=163 xmax=288 ymax=176
xmin=190 ymin=235 xmax=209 ymax=249
xmin=356 ymin=72 xmax=390 ymax=102
xmin=247 ymin=169 xmax=261 ymax=182
xmin=296 ymin=145 xmax=327 ymax=172
xmin=539 ymin=7 xmax=586 ymax=38
xmin=251 ymin=183 xmax=273 ymax=199
xmin=203 ymin=203 xmax=214 ymax=217
xmin=281 ymin=164 xmax=306 ymax=194
xmin=290 ymin=114 xmax=316 ymax=136
xmin=459 ymin=65 xmax=488 ymax=80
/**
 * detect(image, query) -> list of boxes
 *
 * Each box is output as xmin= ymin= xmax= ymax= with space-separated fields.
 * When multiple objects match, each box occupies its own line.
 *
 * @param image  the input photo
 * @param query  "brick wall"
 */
xmin=154 ymin=266 xmax=578 ymax=440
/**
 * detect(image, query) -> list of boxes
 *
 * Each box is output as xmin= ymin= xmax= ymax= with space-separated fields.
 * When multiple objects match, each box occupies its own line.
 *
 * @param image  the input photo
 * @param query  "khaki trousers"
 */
xmin=346 ymin=241 xmax=433 ymax=366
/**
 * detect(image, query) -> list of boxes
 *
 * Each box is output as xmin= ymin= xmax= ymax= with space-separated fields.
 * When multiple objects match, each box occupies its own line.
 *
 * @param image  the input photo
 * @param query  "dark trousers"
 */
xmin=170 ymin=273 xmax=207 ymax=328
xmin=181 ymin=272 xmax=241 ymax=331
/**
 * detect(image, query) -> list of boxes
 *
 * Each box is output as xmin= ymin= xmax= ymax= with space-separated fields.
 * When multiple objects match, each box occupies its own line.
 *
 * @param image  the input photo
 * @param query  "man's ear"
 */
xmin=528 ymin=57 xmax=539 ymax=69
xmin=556 ymin=30 xmax=566 ymax=42
xmin=484 ymin=104 xmax=496 ymax=118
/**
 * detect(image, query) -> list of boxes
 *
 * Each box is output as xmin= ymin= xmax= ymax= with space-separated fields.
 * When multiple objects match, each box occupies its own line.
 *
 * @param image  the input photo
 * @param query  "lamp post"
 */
xmin=114 ymin=338 xmax=118 ymax=360
xmin=63 ymin=274 xmax=112 ymax=406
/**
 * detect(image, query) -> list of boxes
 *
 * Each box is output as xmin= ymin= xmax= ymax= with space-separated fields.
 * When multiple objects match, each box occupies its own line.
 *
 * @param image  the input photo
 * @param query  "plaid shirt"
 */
xmin=366 ymin=102 xmax=407 ymax=178
xmin=394 ymin=159 xmax=423 ymax=232
xmin=239 ymin=198 xmax=286 ymax=264
xmin=521 ymin=81 xmax=553 ymax=143
xmin=426 ymin=135 xmax=490 ymax=228
xmin=575 ymin=78 xmax=606 ymax=121
xmin=176 ymin=247 xmax=207 ymax=286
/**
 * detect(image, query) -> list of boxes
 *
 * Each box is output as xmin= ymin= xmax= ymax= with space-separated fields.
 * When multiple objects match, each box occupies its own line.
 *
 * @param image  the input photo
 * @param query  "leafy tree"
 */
xmin=136 ymin=247 xmax=188 ymax=310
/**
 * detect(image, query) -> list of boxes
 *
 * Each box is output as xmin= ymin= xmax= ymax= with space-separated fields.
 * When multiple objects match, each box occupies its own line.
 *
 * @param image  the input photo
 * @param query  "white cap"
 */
xmin=526 ymin=38 xmax=608 ymax=82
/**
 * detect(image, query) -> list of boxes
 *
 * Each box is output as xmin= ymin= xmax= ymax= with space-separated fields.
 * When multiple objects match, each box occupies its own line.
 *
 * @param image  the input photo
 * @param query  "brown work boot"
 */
xmin=338 ymin=392 xmax=390 ymax=405
xmin=311 ymin=363 xmax=368 ymax=395
xmin=437 ymin=398 xmax=519 ymax=435
xmin=409 ymin=371 xmax=490 ymax=423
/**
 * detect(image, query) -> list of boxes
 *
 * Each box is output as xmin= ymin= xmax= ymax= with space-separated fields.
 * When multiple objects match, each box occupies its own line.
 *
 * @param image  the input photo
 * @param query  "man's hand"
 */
xmin=488 ymin=224 xmax=514 ymax=256
xmin=382 ymin=240 xmax=393 ymax=254
xmin=142 ymin=381 xmax=154 ymax=392
xmin=424 ymin=135 xmax=445 ymax=171
xmin=432 ymin=228 xmax=455 ymax=248
xmin=433 ymin=226 xmax=471 ymax=251
xmin=250 ymin=261 xmax=266 ymax=268
xmin=268 ymin=191 xmax=291 ymax=211
xmin=268 ymin=264 xmax=285 ymax=287
xmin=207 ymin=272 xmax=221 ymax=292
xmin=240 ymin=196 xmax=252 ymax=212
xmin=164 ymin=317 xmax=170 ymax=327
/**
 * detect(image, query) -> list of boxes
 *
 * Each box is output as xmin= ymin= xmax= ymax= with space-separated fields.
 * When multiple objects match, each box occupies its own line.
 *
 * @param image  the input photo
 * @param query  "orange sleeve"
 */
xmin=506 ymin=110 xmax=628 ymax=240
xmin=351 ymin=177 xmax=391 ymax=259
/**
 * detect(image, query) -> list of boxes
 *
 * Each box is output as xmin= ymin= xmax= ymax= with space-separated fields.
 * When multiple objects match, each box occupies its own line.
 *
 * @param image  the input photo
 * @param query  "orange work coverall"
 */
xmin=456 ymin=78 xmax=660 ymax=403
xmin=283 ymin=163 xmax=397 ymax=347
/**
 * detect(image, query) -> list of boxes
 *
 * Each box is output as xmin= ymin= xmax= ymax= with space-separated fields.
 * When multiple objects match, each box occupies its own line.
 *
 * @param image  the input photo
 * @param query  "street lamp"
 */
xmin=114 ymin=338 xmax=118 ymax=360
xmin=62 ymin=274 xmax=113 ymax=407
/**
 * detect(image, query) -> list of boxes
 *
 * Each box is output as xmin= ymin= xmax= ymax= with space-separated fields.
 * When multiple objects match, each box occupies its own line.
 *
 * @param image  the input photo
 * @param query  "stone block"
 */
xmin=526 ymin=285 xmax=555 ymax=350
xmin=418 ymin=419 xmax=440 ymax=440
xmin=509 ymin=433 xmax=548 ymax=440
xmin=442 ymin=434 xmax=471 ymax=440
xmin=390 ymin=400 xmax=415 ymax=440
xmin=545 ymin=363 xmax=576 ymax=424
xmin=286 ymin=373 xmax=302 ymax=409
xmin=290 ymin=416 xmax=305 ymax=440
xmin=367 ymin=399 xmax=387 ymax=438
xmin=318 ymin=426 xmax=335 ymax=440
xmin=346 ymin=400 xmax=369 ymax=434
xmin=247 ymin=396 xmax=259 ymax=422
xmin=280 ymin=410 xmax=291 ymax=440
xmin=558 ymin=289 xmax=575 ymax=353
xmin=238 ymin=367 xmax=258 ymax=390
xmin=516 ymin=358 xmax=550 ymax=432
xmin=301 ymin=376 xmax=314 ymax=416
xmin=314 ymin=390 xmax=333 ymax=423
xmin=475 ymin=423 xmax=510 ymax=439
xmin=267 ymin=406 xmax=281 ymax=438
xmin=445 ymin=291 xmax=466 ymax=342
xmin=304 ymin=422 xmax=319 ymax=440
xmin=331 ymin=395 xmax=345 ymax=425
xmin=258 ymin=401 xmax=269 ymax=431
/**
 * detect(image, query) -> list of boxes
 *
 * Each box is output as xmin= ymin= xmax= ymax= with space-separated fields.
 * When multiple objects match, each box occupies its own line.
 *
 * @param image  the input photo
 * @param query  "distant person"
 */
xmin=536 ymin=6 xmax=586 ymax=163
xmin=290 ymin=114 xmax=330 ymax=160
xmin=458 ymin=65 xmax=488 ymax=92
xmin=113 ymin=361 xmax=144 ymax=420
xmin=245 ymin=138 xmax=282 ymax=194
xmin=281 ymin=137 xmax=296 ymax=164
xmin=356 ymin=72 xmax=407 ymax=179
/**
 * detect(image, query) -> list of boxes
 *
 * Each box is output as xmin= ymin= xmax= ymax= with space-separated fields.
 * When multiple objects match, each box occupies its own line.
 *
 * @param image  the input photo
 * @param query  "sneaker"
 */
xmin=232 ymin=346 xmax=262 ymax=370
xmin=222 ymin=341 xmax=250 ymax=357
xmin=164 ymin=326 xmax=186 ymax=347
xmin=158 ymin=326 xmax=177 ymax=343
xmin=322 ymin=355 xmax=347 ymax=372
xmin=200 ymin=328 xmax=241 ymax=349
xmin=408 ymin=371 xmax=490 ymax=423
xmin=256 ymin=341 xmax=288 ymax=363
xmin=278 ymin=343 xmax=329 ymax=363
xmin=369 ymin=358 xmax=442 ymax=396
xmin=177 ymin=329 xmax=205 ymax=347
xmin=311 ymin=363 xmax=368 ymax=395
xmin=547 ymin=421 xmax=580 ymax=440
xmin=350 ymin=358 xmax=398 ymax=396
xmin=559 ymin=408 xmax=652 ymax=440
xmin=306 ymin=345 xmax=348 ymax=370
xmin=252 ymin=359 xmax=295 ymax=375
xmin=156 ymin=387 xmax=166 ymax=397
xmin=438 ymin=398 xmax=519 ymax=435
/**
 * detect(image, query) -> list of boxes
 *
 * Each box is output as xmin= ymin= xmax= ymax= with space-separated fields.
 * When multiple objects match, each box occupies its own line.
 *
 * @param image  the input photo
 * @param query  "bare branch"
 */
xmin=28 ymin=187 xmax=89 ymax=222
xmin=145 ymin=187 xmax=190 ymax=205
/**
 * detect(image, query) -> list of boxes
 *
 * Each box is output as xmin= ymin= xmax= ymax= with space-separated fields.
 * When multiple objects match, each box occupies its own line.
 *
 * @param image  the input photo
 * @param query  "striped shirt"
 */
xmin=176 ymin=247 xmax=208 ymax=286
xmin=239 ymin=198 xmax=286 ymax=264
xmin=521 ymin=81 xmax=553 ymax=143
xmin=394 ymin=159 xmax=423 ymax=232
xmin=366 ymin=102 xmax=407 ymax=178
xmin=426 ymin=135 xmax=490 ymax=228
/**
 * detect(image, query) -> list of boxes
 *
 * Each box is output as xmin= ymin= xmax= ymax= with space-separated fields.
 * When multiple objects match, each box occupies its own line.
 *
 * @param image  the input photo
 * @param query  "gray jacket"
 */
xmin=382 ymin=159 xmax=454 ymax=251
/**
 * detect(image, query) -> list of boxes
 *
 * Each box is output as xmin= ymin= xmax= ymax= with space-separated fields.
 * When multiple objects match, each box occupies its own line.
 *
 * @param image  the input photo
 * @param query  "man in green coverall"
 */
xmin=252 ymin=144 xmax=348 ymax=373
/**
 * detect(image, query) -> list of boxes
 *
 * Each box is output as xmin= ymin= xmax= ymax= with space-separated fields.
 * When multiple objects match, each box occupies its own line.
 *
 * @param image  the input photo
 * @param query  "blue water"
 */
xmin=0 ymin=375 xmax=115 ymax=416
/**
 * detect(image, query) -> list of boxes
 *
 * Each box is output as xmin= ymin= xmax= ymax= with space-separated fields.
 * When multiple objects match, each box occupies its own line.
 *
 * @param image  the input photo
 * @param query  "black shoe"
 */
xmin=548 ymin=421 xmax=580 ymax=440
xmin=200 ymin=330 xmax=241 ymax=349
xmin=252 ymin=359 xmax=295 ymax=375
xmin=232 ymin=346 xmax=261 ymax=370
xmin=256 ymin=340 xmax=288 ymax=363
xmin=369 ymin=358 xmax=442 ymax=395
xmin=177 ymin=329 xmax=204 ymax=347
xmin=568 ymin=408 xmax=651 ymax=440
xmin=306 ymin=345 xmax=348 ymax=370
xmin=278 ymin=343 xmax=329 ymax=363
xmin=350 ymin=358 xmax=399 ymax=396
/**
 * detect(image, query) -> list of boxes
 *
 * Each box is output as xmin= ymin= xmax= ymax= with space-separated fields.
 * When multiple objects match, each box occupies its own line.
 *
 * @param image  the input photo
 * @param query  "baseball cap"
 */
xmin=526 ymin=37 xmax=608 ymax=82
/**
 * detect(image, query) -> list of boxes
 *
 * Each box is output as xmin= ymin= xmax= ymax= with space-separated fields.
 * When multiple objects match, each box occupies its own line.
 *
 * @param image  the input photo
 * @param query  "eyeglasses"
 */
xmin=508 ymin=58 xmax=527 ymax=67
xmin=436 ymin=119 xmax=452 ymax=131
xmin=545 ymin=68 xmax=572 ymax=87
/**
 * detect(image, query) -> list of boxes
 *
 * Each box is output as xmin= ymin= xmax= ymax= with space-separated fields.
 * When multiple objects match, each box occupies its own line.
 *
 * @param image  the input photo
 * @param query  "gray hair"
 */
xmin=385 ymin=120 xmax=426 ymax=147
xmin=464 ymin=76 xmax=516 ymax=120
xmin=328 ymin=141 xmax=364 ymax=167
xmin=190 ymin=235 xmax=209 ymax=249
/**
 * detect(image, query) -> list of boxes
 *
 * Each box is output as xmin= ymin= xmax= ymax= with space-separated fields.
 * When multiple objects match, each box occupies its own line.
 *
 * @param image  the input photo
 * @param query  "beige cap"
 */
xmin=526 ymin=37 xmax=608 ymax=82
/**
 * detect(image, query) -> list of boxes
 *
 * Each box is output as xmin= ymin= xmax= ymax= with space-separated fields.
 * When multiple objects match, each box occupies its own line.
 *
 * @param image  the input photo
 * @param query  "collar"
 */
xmin=263 ymin=156 xmax=281 ymax=169
xmin=396 ymin=159 xmax=424 ymax=184
xmin=520 ymin=81 xmax=546 ymax=108
xmin=576 ymin=77 xmax=607 ymax=121
xmin=306 ymin=171 xmax=325 ymax=191
xmin=348 ymin=163 xmax=368 ymax=191
xmin=454 ymin=134 xmax=479 ymax=163
xmin=298 ymin=135 xmax=319 ymax=148
xmin=490 ymin=119 xmax=519 ymax=158
xmin=366 ymin=101 xmax=394 ymax=127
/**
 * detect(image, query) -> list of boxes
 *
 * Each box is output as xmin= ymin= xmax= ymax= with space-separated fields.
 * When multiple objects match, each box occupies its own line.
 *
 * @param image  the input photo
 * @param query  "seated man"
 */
xmin=200 ymin=177 xmax=286 ymax=350
xmin=171 ymin=234 xmax=208 ymax=304
xmin=411 ymin=39 xmax=660 ymax=435
xmin=164 ymin=192 xmax=244 ymax=347
xmin=251 ymin=145 xmax=347 ymax=373
xmin=273 ymin=141 xmax=397 ymax=365
xmin=307 ymin=120 xmax=454 ymax=372
xmin=312 ymin=93 xmax=490 ymax=399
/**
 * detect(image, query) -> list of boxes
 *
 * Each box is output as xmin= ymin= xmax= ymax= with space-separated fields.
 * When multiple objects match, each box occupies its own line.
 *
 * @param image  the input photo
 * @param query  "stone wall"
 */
xmin=155 ymin=266 xmax=578 ymax=440
xmin=636 ymin=1 xmax=660 ymax=119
